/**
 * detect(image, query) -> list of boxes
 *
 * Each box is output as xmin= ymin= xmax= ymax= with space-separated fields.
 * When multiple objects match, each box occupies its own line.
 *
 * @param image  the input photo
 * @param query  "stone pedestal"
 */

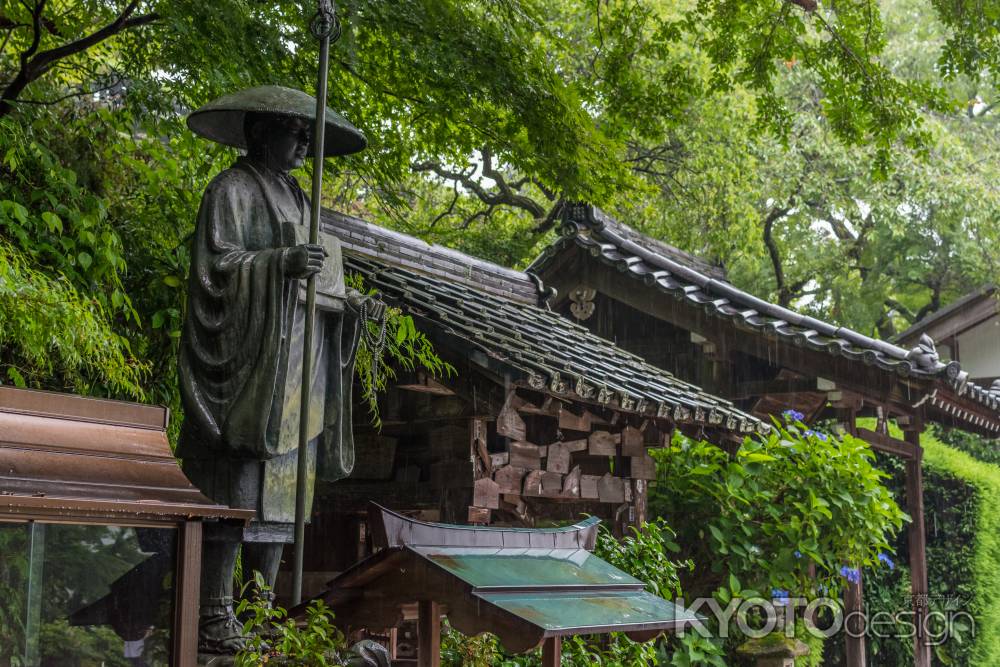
xmin=736 ymin=635 xmax=810 ymax=667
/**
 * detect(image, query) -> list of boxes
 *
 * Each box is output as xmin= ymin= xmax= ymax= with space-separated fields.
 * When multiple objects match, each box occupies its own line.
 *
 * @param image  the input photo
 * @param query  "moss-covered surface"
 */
xmin=736 ymin=633 xmax=810 ymax=657
xmin=920 ymin=431 xmax=1000 ymax=666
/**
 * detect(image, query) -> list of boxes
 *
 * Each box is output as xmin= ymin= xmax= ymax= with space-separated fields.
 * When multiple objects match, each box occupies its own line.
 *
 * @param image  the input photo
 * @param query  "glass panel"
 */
xmin=0 ymin=522 xmax=176 ymax=667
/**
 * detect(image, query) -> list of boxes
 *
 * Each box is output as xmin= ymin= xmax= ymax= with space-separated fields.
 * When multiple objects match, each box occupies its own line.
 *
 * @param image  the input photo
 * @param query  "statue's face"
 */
xmin=247 ymin=116 xmax=312 ymax=172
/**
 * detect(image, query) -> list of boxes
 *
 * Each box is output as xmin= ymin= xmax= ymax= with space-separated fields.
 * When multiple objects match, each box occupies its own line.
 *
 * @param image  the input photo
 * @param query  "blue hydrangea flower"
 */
xmin=771 ymin=588 xmax=790 ymax=600
xmin=804 ymin=429 xmax=829 ymax=441
xmin=878 ymin=552 xmax=895 ymax=570
xmin=794 ymin=550 xmax=802 ymax=559
xmin=782 ymin=409 xmax=805 ymax=422
xmin=840 ymin=566 xmax=861 ymax=584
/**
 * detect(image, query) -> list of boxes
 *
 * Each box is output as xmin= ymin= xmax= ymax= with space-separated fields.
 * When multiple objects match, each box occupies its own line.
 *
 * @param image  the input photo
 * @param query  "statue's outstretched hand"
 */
xmin=348 ymin=291 xmax=387 ymax=319
xmin=282 ymin=243 xmax=326 ymax=278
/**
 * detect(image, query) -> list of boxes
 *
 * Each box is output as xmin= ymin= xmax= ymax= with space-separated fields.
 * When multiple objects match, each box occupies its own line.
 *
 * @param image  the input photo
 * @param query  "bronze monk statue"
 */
xmin=179 ymin=85 xmax=376 ymax=653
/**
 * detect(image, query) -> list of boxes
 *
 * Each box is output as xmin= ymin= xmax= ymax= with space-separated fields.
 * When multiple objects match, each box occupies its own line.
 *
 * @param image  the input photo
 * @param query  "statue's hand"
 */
xmin=347 ymin=290 xmax=387 ymax=321
xmin=282 ymin=243 xmax=326 ymax=279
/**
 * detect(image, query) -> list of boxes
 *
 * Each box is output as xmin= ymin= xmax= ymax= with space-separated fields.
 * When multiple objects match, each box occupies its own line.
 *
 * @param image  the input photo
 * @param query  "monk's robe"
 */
xmin=177 ymin=157 xmax=360 ymax=525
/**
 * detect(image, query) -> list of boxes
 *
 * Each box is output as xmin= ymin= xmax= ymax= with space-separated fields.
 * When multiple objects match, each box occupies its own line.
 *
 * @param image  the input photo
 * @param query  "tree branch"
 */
xmin=0 ymin=0 xmax=159 ymax=117
xmin=762 ymin=205 xmax=793 ymax=306
xmin=13 ymin=75 xmax=122 ymax=106
xmin=412 ymin=155 xmax=548 ymax=220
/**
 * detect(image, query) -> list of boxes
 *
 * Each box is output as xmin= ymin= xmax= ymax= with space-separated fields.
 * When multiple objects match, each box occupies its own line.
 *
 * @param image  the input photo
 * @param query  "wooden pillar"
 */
xmin=844 ymin=571 xmax=866 ymax=667
xmin=836 ymin=405 xmax=866 ymax=667
xmin=904 ymin=427 xmax=931 ymax=667
xmin=632 ymin=479 xmax=648 ymax=528
xmin=173 ymin=520 xmax=203 ymax=667
xmin=388 ymin=627 xmax=399 ymax=660
xmin=542 ymin=636 xmax=561 ymax=667
xmin=418 ymin=600 xmax=441 ymax=667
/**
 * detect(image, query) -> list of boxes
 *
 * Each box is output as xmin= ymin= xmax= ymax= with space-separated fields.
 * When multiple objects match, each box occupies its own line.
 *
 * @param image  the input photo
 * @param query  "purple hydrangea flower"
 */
xmin=840 ymin=566 xmax=861 ymax=584
xmin=878 ymin=552 xmax=895 ymax=570
xmin=782 ymin=409 xmax=805 ymax=422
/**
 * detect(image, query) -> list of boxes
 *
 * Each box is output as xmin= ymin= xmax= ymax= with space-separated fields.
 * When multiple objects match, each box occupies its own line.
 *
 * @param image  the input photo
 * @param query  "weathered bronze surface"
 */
xmin=179 ymin=84 xmax=369 ymax=653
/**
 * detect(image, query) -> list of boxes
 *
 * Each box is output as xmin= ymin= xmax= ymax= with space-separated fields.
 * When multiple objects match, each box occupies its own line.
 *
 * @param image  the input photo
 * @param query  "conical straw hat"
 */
xmin=187 ymin=85 xmax=366 ymax=157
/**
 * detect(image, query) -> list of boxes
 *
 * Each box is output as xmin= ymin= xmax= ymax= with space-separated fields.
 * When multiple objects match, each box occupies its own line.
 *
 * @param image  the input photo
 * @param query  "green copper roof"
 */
xmin=414 ymin=546 xmax=643 ymax=590
xmin=479 ymin=589 xmax=699 ymax=634
xmin=304 ymin=505 xmax=700 ymax=652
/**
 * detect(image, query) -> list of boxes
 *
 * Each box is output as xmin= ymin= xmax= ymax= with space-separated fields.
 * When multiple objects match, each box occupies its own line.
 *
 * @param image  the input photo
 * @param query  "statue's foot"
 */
xmin=198 ymin=601 xmax=249 ymax=655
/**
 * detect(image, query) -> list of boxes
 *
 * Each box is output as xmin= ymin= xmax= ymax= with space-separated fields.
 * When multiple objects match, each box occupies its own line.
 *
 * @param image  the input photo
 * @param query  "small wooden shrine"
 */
xmin=299 ymin=504 xmax=699 ymax=667
xmin=0 ymin=386 xmax=253 ymax=667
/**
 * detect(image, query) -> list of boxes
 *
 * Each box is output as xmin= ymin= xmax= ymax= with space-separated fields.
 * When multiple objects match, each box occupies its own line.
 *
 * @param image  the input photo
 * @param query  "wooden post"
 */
xmin=836 ymin=406 xmax=866 ymax=667
xmin=542 ymin=636 xmax=561 ymax=667
xmin=904 ymin=427 xmax=931 ymax=667
xmin=173 ymin=520 xmax=203 ymax=667
xmin=632 ymin=478 xmax=648 ymax=528
xmin=844 ymin=571 xmax=866 ymax=667
xmin=389 ymin=627 xmax=399 ymax=660
xmin=418 ymin=600 xmax=441 ymax=667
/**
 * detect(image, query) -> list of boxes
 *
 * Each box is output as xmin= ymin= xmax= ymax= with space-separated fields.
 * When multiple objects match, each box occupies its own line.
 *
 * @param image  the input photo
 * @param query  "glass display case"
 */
xmin=0 ymin=387 xmax=253 ymax=667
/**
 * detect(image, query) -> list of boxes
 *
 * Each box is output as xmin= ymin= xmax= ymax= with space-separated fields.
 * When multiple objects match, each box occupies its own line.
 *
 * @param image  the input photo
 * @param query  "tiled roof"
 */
xmin=342 ymin=251 xmax=765 ymax=436
xmin=527 ymin=204 xmax=1000 ymax=430
xmin=322 ymin=209 xmax=538 ymax=304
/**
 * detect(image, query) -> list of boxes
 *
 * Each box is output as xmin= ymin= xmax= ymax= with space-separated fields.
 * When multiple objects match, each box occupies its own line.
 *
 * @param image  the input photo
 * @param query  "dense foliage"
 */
xmin=651 ymin=418 xmax=906 ymax=602
xmin=1 ymin=0 xmax=1000 ymax=405
xmin=235 ymin=572 xmax=349 ymax=666
xmin=649 ymin=417 xmax=907 ymax=664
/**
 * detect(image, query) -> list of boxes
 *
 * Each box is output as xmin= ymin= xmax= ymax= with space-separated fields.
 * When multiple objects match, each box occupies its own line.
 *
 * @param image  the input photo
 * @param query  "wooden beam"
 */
xmin=905 ymin=429 xmax=932 ymax=667
xmin=418 ymin=600 xmax=441 ymax=667
xmin=542 ymin=637 xmax=561 ymax=667
xmin=173 ymin=520 xmax=202 ymax=667
xmin=732 ymin=378 xmax=824 ymax=399
xmin=855 ymin=428 xmax=915 ymax=460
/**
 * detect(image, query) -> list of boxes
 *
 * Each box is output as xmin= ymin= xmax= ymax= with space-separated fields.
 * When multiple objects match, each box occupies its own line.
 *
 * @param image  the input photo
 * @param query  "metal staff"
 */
xmin=293 ymin=0 xmax=338 ymax=606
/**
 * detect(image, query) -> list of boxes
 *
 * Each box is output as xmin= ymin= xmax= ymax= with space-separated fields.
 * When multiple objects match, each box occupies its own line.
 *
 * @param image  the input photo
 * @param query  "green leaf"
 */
xmin=41 ymin=211 xmax=63 ymax=233
xmin=7 ymin=367 xmax=26 ymax=388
